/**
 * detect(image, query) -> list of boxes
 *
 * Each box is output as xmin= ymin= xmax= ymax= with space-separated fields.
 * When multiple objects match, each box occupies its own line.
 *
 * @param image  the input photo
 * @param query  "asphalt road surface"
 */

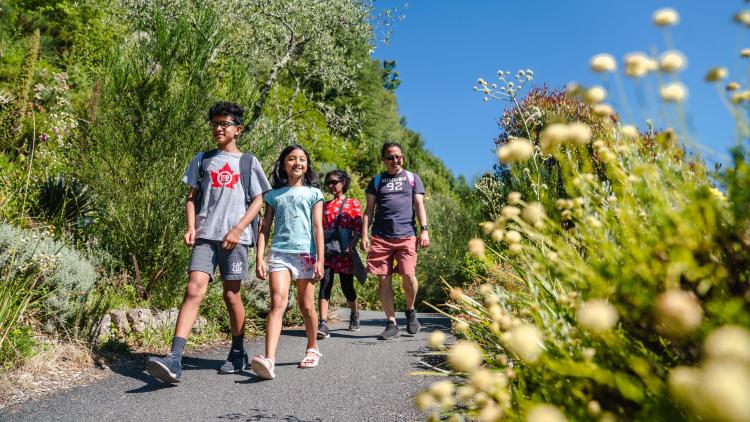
xmin=1 ymin=310 xmax=449 ymax=421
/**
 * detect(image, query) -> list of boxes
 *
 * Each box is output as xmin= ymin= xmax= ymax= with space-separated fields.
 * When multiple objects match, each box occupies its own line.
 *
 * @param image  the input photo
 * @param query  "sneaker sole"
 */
xmin=348 ymin=327 xmax=361 ymax=332
xmin=250 ymin=359 xmax=275 ymax=380
xmin=316 ymin=331 xmax=330 ymax=340
xmin=218 ymin=364 xmax=246 ymax=374
xmin=146 ymin=360 xmax=180 ymax=383
xmin=378 ymin=330 xmax=400 ymax=340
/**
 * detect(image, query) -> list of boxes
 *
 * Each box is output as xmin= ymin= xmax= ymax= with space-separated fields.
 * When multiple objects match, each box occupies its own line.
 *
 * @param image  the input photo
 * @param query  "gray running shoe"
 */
xmin=378 ymin=321 xmax=400 ymax=340
xmin=316 ymin=321 xmax=330 ymax=339
xmin=405 ymin=309 xmax=421 ymax=335
xmin=218 ymin=350 xmax=248 ymax=374
xmin=146 ymin=353 xmax=182 ymax=383
xmin=349 ymin=311 xmax=360 ymax=331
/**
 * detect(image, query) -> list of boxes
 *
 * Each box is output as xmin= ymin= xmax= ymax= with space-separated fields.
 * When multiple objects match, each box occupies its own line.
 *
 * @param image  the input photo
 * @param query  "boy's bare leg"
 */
xmin=401 ymin=274 xmax=418 ymax=311
xmin=378 ymin=274 xmax=396 ymax=323
xmin=174 ymin=271 xmax=211 ymax=339
xmin=296 ymin=279 xmax=319 ymax=355
xmin=223 ymin=280 xmax=245 ymax=336
xmin=265 ymin=271 xmax=291 ymax=361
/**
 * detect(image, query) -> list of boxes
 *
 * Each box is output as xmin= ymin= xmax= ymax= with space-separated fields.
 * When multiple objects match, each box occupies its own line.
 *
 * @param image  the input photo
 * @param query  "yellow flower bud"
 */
xmin=659 ymin=50 xmax=687 ymax=73
xmin=428 ymin=330 xmax=447 ymax=350
xmin=653 ymin=8 xmax=679 ymax=26
xmin=577 ymin=299 xmax=618 ymax=334
xmin=705 ymin=67 xmax=728 ymax=82
xmin=590 ymin=53 xmax=617 ymax=73
xmin=448 ymin=341 xmax=484 ymax=373
xmin=660 ymin=82 xmax=688 ymax=102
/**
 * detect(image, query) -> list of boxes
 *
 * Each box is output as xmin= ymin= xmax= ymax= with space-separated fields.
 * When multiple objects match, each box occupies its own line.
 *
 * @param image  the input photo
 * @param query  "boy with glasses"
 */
xmin=146 ymin=101 xmax=271 ymax=383
xmin=361 ymin=142 xmax=430 ymax=340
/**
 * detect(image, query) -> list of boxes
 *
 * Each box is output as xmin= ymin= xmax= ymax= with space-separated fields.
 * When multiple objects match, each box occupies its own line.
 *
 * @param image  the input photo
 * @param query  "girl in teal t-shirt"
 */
xmin=253 ymin=144 xmax=324 ymax=379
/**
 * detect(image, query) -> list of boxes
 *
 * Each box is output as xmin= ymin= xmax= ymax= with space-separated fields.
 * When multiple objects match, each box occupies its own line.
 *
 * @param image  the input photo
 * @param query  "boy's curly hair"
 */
xmin=208 ymin=101 xmax=244 ymax=125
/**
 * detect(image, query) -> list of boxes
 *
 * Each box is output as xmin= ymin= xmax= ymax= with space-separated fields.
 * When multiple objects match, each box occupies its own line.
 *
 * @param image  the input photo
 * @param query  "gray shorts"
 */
xmin=188 ymin=239 xmax=249 ymax=281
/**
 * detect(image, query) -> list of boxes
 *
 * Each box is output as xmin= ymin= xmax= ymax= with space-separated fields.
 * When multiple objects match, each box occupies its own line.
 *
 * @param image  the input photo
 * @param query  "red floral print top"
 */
xmin=323 ymin=197 xmax=362 ymax=274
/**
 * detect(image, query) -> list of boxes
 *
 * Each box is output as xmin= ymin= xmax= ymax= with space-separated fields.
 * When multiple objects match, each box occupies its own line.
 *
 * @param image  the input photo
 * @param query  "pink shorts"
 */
xmin=366 ymin=236 xmax=417 ymax=276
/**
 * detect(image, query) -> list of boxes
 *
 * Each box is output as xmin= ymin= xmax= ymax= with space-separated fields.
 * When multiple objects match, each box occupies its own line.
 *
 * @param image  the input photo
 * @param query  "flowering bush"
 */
xmin=418 ymin=6 xmax=750 ymax=422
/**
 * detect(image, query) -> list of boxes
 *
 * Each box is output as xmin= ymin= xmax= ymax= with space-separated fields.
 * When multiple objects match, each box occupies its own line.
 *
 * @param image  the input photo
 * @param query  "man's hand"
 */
xmin=183 ymin=228 xmax=196 ymax=247
xmin=360 ymin=235 xmax=370 ymax=252
xmin=313 ymin=261 xmax=324 ymax=281
xmin=418 ymin=231 xmax=430 ymax=249
xmin=256 ymin=260 xmax=267 ymax=280
xmin=222 ymin=226 xmax=242 ymax=250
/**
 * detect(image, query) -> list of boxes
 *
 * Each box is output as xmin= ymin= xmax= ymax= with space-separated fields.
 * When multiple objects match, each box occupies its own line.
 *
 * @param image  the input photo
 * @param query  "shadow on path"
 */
xmin=108 ymin=352 xmax=224 ymax=394
xmin=217 ymin=410 xmax=322 ymax=421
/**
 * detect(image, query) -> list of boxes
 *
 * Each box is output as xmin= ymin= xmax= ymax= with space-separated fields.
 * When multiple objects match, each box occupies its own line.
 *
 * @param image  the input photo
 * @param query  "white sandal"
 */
xmin=250 ymin=355 xmax=275 ymax=380
xmin=299 ymin=348 xmax=322 ymax=368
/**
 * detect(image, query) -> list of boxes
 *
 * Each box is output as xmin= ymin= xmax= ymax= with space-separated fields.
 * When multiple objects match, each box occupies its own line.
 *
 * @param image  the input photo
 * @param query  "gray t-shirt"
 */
xmin=182 ymin=151 xmax=271 ymax=245
xmin=366 ymin=170 xmax=425 ymax=238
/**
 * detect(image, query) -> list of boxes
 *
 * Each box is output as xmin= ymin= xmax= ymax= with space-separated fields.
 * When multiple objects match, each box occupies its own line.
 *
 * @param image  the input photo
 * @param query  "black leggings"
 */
xmin=319 ymin=267 xmax=357 ymax=302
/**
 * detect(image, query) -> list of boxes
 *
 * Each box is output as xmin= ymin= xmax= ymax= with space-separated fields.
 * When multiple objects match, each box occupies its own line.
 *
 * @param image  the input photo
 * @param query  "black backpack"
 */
xmin=193 ymin=149 xmax=260 ymax=244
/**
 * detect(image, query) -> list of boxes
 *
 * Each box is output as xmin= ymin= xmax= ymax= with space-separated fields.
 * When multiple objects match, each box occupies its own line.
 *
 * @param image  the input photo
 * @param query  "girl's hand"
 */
xmin=222 ymin=226 xmax=242 ymax=250
xmin=256 ymin=260 xmax=267 ymax=280
xmin=183 ymin=228 xmax=196 ymax=247
xmin=313 ymin=261 xmax=324 ymax=281
xmin=360 ymin=235 xmax=370 ymax=252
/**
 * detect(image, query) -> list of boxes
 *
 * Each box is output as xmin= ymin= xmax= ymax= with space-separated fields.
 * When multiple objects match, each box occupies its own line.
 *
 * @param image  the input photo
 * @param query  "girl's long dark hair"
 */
xmin=271 ymin=144 xmax=320 ymax=189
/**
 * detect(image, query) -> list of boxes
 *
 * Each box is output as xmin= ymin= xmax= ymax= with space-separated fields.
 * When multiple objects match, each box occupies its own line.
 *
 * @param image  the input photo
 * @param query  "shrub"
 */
xmin=419 ymin=8 xmax=750 ymax=421
xmin=0 ymin=223 xmax=97 ymax=331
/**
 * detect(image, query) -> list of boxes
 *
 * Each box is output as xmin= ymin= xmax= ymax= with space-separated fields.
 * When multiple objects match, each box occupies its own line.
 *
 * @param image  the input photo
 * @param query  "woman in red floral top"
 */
xmin=316 ymin=170 xmax=362 ymax=339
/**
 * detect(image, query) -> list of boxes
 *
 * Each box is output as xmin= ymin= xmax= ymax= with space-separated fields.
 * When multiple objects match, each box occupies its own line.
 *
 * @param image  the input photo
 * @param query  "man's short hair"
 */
xmin=381 ymin=141 xmax=402 ymax=158
xmin=208 ymin=101 xmax=244 ymax=125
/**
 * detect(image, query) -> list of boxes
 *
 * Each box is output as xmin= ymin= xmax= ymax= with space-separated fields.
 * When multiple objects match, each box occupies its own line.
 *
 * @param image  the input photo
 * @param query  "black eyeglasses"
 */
xmin=325 ymin=179 xmax=341 ymax=185
xmin=385 ymin=154 xmax=403 ymax=161
xmin=209 ymin=121 xmax=238 ymax=129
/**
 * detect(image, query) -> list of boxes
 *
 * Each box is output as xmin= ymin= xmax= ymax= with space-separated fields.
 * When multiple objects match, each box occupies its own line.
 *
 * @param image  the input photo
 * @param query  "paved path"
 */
xmin=1 ymin=310 xmax=448 ymax=421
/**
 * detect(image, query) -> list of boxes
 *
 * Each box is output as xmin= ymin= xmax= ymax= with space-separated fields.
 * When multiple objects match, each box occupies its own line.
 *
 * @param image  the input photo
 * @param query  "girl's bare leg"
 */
xmin=265 ymin=271 xmax=291 ymax=361
xmin=296 ymin=279 xmax=319 ymax=359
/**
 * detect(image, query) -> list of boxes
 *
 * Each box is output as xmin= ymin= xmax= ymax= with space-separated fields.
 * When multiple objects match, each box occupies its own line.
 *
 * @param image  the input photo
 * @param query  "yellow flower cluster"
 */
xmin=669 ymin=326 xmax=750 ymax=422
xmin=496 ymin=138 xmax=534 ymax=163
xmin=540 ymin=122 xmax=592 ymax=154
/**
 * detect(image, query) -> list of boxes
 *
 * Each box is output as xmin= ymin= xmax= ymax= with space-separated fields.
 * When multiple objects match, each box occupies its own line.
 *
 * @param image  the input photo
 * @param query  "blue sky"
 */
xmin=372 ymin=1 xmax=747 ymax=180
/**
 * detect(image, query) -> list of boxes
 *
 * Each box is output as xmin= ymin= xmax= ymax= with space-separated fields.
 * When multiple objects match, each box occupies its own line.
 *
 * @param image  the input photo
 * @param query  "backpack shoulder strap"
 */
xmin=239 ymin=152 xmax=261 ymax=245
xmin=373 ymin=173 xmax=383 ymax=193
xmin=198 ymin=149 xmax=219 ymax=183
xmin=239 ymin=152 xmax=256 ymax=206
xmin=404 ymin=170 xmax=415 ymax=187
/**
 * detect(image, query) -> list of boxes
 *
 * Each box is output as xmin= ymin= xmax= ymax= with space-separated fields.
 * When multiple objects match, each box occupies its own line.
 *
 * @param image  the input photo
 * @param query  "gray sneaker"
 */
xmin=146 ymin=353 xmax=182 ymax=383
xmin=378 ymin=321 xmax=400 ymax=340
xmin=219 ymin=350 xmax=248 ymax=374
xmin=405 ymin=309 xmax=421 ymax=335
xmin=349 ymin=311 xmax=360 ymax=331
xmin=317 ymin=321 xmax=330 ymax=339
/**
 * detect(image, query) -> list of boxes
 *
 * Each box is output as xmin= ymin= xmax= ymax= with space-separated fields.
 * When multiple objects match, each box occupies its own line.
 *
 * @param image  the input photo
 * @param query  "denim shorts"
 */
xmin=268 ymin=251 xmax=317 ymax=280
xmin=188 ymin=239 xmax=249 ymax=281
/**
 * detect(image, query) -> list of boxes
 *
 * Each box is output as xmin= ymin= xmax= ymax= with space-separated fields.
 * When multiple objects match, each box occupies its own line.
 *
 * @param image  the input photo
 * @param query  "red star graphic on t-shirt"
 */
xmin=210 ymin=162 xmax=240 ymax=188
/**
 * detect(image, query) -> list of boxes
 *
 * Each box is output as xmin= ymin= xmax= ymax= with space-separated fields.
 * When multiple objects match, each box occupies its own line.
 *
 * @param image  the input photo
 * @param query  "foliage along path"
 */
xmin=1 ymin=310 xmax=448 ymax=421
